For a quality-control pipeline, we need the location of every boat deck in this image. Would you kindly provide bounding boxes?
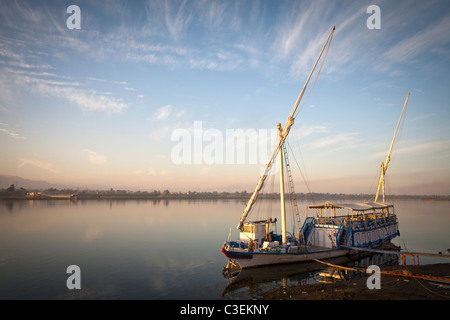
[227,244,335,254]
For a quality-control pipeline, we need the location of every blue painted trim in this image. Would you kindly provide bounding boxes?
[348,222,399,248]
[225,246,345,257]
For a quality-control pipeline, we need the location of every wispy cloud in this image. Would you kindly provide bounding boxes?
[133,168,168,176]
[270,0,450,78]
[88,77,128,86]
[2,0,448,80]
[0,32,128,114]
[384,16,450,63]
[5,69,128,114]
[155,105,174,121]
[163,0,193,40]
[310,132,360,150]
[149,105,188,140]
[0,123,26,139]
[17,158,60,174]
[293,125,330,140]
[408,113,437,122]
[37,81,128,114]
[271,0,364,77]
[92,1,266,71]
[371,140,450,159]
[84,149,107,165]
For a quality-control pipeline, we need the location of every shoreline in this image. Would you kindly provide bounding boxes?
[259,263,450,300]
[1,193,449,201]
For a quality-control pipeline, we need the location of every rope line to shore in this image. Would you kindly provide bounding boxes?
[312,258,450,284]
[312,258,450,300]
[410,275,450,299]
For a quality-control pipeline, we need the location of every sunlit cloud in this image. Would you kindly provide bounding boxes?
[31,77,128,114]
[371,140,450,159]
[17,158,60,174]
[292,125,330,140]
[3,62,128,114]
[149,104,191,140]
[155,105,173,121]
[309,132,360,149]
[84,149,107,165]
[0,124,26,140]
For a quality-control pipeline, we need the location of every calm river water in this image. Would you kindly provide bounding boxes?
[0,198,448,299]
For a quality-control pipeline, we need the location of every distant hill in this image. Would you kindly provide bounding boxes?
[0,175,110,191]
[0,175,63,190]
[1,175,448,200]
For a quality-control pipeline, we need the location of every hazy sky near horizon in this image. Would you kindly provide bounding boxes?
[0,0,449,195]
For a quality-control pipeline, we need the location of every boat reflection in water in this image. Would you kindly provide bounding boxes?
[221,250,399,299]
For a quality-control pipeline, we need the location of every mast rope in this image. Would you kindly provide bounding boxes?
[282,143,301,239]
[267,165,275,221]
[252,159,275,222]
[389,99,408,173]
[387,96,408,204]
[366,169,381,202]
[293,30,334,120]
[286,138,316,204]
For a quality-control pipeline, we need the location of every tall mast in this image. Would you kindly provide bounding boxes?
[237,26,335,231]
[278,125,287,244]
[375,92,410,203]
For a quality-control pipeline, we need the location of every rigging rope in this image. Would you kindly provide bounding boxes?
[389,100,408,177]
[282,143,301,238]
[366,168,381,202]
[293,30,334,120]
[286,138,316,204]
[253,159,275,222]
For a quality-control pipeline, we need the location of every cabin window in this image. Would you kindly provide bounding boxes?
[243,225,254,233]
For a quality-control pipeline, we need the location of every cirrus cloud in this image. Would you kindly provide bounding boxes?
[83,149,107,165]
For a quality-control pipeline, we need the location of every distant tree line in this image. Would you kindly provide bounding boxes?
[0,184,448,200]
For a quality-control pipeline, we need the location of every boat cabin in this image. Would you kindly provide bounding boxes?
[301,201,398,248]
[239,218,277,247]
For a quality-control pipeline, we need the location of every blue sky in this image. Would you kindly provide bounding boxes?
[0,0,449,195]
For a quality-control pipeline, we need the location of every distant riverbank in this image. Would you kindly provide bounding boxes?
[1,190,449,201]
[2,178,449,201]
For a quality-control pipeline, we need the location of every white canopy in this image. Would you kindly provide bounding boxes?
[308,201,393,211]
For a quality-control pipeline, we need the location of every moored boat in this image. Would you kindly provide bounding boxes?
[222,201,399,269]
[221,26,409,269]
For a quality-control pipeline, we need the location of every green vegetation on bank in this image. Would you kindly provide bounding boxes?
[0,184,448,201]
